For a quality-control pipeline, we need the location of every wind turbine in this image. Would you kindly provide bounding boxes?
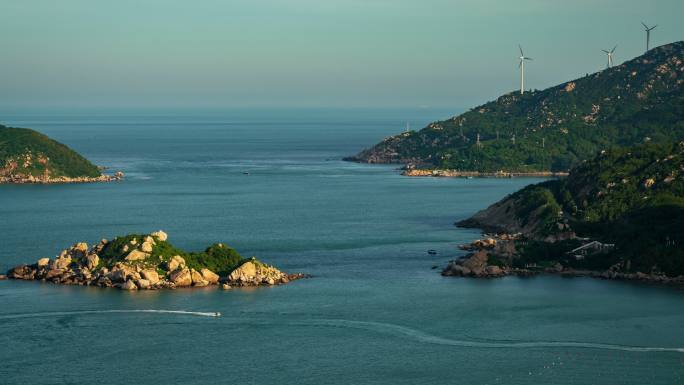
[642,22,657,52]
[602,45,617,68]
[518,45,533,95]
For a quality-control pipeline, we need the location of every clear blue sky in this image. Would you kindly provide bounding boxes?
[1,0,682,109]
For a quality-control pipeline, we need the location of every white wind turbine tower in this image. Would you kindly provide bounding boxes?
[642,22,657,52]
[518,45,533,95]
[602,45,617,69]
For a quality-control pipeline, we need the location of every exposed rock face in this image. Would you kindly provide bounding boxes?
[167,255,185,272]
[442,250,507,278]
[200,268,220,284]
[190,269,208,287]
[170,268,193,287]
[141,241,154,253]
[36,258,50,267]
[228,261,257,282]
[85,254,99,270]
[52,256,72,270]
[225,260,302,287]
[120,280,138,290]
[151,230,168,242]
[8,265,35,280]
[140,270,160,284]
[125,250,149,261]
[72,243,89,258]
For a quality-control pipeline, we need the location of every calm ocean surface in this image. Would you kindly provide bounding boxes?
[1,109,683,384]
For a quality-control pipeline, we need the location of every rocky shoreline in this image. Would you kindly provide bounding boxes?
[5,231,307,290]
[442,239,684,287]
[0,171,124,184]
[403,169,568,178]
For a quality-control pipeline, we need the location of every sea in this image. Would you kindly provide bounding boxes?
[1,108,683,384]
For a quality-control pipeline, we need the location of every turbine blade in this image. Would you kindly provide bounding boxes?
[519,45,524,56]
[525,57,533,61]
[602,49,609,53]
[652,25,658,30]
[611,45,617,53]
[642,21,648,29]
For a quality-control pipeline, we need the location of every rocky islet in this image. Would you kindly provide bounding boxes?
[6,230,306,290]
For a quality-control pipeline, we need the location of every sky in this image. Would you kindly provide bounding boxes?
[0,0,683,110]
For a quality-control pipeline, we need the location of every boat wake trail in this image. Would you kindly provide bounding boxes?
[291,318,684,354]
[0,309,220,319]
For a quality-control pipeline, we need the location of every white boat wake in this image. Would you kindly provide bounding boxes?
[303,319,684,353]
[1,311,681,354]
[0,309,221,319]
[221,317,684,354]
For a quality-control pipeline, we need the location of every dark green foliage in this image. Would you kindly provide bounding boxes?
[186,244,244,276]
[487,254,508,268]
[492,142,684,276]
[515,239,620,271]
[0,125,101,178]
[352,42,684,172]
[598,205,684,276]
[99,234,247,275]
[513,184,562,234]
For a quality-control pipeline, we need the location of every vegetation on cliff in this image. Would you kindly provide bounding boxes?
[458,142,684,277]
[0,124,102,181]
[348,41,684,172]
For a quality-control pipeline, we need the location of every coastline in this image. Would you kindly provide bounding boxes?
[443,258,684,286]
[0,171,124,184]
[403,169,569,178]
[443,237,684,287]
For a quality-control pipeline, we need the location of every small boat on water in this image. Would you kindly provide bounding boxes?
[242,172,250,175]
[427,249,437,255]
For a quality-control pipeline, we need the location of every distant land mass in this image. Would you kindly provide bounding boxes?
[448,141,684,282]
[346,41,684,173]
[0,124,122,183]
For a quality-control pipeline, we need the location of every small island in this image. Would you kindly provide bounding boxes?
[0,124,123,184]
[444,141,684,285]
[5,230,306,290]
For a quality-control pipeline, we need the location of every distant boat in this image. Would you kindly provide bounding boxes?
[427,249,437,255]
[242,172,250,175]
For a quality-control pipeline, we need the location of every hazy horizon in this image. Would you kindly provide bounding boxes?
[1,0,683,110]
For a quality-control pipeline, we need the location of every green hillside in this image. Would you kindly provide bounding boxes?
[460,142,684,276]
[0,125,101,179]
[347,41,684,172]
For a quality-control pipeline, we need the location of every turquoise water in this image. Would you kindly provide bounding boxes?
[1,109,684,384]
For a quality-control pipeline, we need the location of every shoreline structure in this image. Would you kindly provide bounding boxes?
[403,169,568,178]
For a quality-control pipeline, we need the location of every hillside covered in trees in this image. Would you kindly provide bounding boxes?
[347,41,684,172]
[0,124,107,182]
[459,142,684,277]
